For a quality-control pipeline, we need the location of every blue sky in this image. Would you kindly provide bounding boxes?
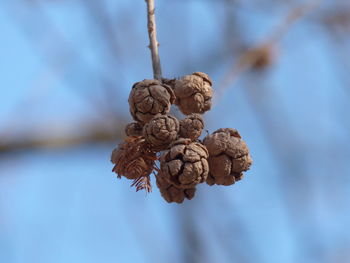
[0,1,349,263]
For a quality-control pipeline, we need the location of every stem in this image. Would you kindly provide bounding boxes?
[215,0,321,103]
[145,0,162,80]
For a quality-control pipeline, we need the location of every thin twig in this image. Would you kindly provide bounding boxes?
[266,0,322,45]
[0,123,126,153]
[145,0,162,80]
[5,1,122,120]
[215,0,322,102]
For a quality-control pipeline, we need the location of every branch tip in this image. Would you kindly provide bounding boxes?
[145,0,162,80]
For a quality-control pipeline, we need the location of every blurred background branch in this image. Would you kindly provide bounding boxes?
[216,0,322,101]
[1,0,350,263]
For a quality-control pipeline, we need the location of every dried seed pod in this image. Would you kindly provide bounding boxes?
[179,114,204,141]
[143,114,180,150]
[246,45,274,70]
[111,136,157,181]
[174,72,213,115]
[125,122,143,137]
[203,128,252,186]
[160,138,209,189]
[156,172,196,203]
[162,78,177,90]
[128,79,175,124]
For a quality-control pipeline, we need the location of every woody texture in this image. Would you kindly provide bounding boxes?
[203,128,252,186]
[159,138,209,189]
[173,72,213,115]
[110,0,252,203]
[179,114,204,141]
[128,79,175,124]
[143,114,179,151]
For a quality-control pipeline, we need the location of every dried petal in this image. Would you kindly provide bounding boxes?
[111,136,157,191]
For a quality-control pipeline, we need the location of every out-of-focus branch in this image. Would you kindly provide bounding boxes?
[146,0,162,80]
[320,9,350,37]
[0,125,126,154]
[6,1,122,120]
[0,1,128,153]
[79,0,129,123]
[81,0,122,62]
[266,0,321,44]
[215,0,321,102]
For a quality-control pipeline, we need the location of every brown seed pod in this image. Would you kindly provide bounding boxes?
[161,78,177,90]
[203,128,252,186]
[206,170,244,186]
[111,136,157,182]
[128,79,175,124]
[173,72,213,115]
[244,45,274,70]
[156,172,196,203]
[125,122,143,137]
[179,114,204,141]
[160,138,209,189]
[143,114,180,151]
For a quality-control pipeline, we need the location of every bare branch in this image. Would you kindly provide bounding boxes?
[145,0,162,80]
[266,0,322,45]
[0,124,126,153]
[215,0,322,102]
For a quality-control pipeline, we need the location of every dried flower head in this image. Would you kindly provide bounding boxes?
[156,172,196,203]
[179,114,204,141]
[125,122,143,137]
[128,79,175,124]
[203,128,252,186]
[111,136,157,192]
[143,114,180,151]
[160,138,209,189]
[174,72,213,115]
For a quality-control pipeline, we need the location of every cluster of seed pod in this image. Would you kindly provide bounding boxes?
[111,72,252,203]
